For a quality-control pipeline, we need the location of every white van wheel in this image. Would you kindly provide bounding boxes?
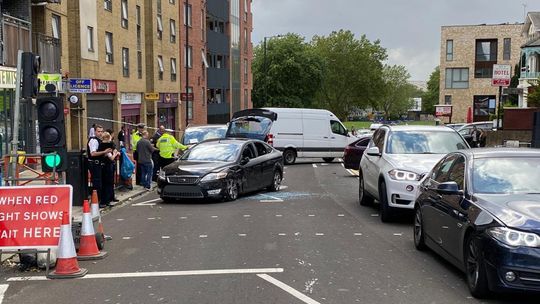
[283,149,296,165]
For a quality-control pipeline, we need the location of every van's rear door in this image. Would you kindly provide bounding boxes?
[226,109,277,141]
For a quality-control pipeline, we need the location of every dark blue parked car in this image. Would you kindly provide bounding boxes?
[414,148,540,298]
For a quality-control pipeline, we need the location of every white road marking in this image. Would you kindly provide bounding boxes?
[147,217,156,220]
[199,235,208,238]
[337,214,345,217]
[341,163,345,167]
[312,164,317,168]
[243,214,251,217]
[338,158,343,162]
[279,185,288,190]
[8,268,285,282]
[161,236,170,239]
[211,215,218,218]
[315,233,324,236]
[278,233,287,236]
[257,274,321,304]
[346,169,358,177]
[275,214,283,217]
[180,216,188,219]
[259,193,284,203]
[116,218,124,221]
[393,233,403,236]
[354,233,363,236]
[320,163,328,166]
[133,198,161,206]
[238,234,246,237]
[371,214,379,217]
[0,284,8,304]
[308,214,315,217]
[122,236,132,240]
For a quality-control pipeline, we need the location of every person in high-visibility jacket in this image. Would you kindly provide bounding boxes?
[156,128,187,169]
[131,123,145,185]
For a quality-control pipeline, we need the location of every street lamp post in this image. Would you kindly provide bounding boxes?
[263,35,282,104]
[185,0,190,127]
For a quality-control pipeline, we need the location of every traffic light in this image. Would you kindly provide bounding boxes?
[37,97,68,172]
[21,52,41,98]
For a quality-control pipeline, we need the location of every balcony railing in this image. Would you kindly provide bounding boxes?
[207,102,230,124]
[33,33,61,73]
[1,15,31,67]
[520,71,540,79]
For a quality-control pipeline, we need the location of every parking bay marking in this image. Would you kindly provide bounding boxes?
[132,198,161,206]
[257,274,321,304]
[7,268,285,282]
[0,284,8,304]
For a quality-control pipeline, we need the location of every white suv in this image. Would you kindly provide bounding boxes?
[358,125,469,222]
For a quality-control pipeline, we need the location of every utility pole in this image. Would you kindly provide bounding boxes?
[185,0,190,127]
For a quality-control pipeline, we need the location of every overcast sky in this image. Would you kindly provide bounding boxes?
[252,0,540,81]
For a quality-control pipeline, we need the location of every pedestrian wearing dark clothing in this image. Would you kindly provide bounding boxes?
[87,125,111,205]
[150,125,165,181]
[471,126,481,147]
[118,126,126,148]
[99,132,120,207]
[136,131,156,190]
[131,123,145,185]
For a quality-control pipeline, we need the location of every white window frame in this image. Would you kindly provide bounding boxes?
[184,45,192,68]
[52,14,60,39]
[105,32,113,63]
[171,58,177,81]
[122,47,129,77]
[104,0,112,11]
[157,15,163,39]
[157,55,164,80]
[184,3,192,26]
[170,19,176,43]
[201,50,209,68]
[121,0,128,28]
[87,26,94,52]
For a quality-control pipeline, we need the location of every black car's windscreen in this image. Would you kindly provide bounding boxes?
[181,143,241,162]
[473,157,540,194]
[386,131,468,154]
[182,127,227,145]
[226,116,273,141]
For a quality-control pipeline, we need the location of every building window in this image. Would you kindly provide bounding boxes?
[122,48,129,77]
[475,39,497,78]
[157,56,164,80]
[157,15,163,39]
[105,32,113,63]
[503,38,511,61]
[243,58,248,83]
[170,0,175,4]
[157,0,162,14]
[137,51,142,79]
[444,95,452,105]
[244,28,248,53]
[445,68,469,89]
[187,87,193,119]
[121,0,128,28]
[87,26,94,52]
[52,14,60,39]
[244,0,248,21]
[473,95,496,117]
[184,3,192,26]
[185,45,192,68]
[170,19,176,43]
[104,0,112,11]
[244,89,248,108]
[201,9,205,41]
[136,5,141,50]
[446,39,453,61]
[170,58,177,81]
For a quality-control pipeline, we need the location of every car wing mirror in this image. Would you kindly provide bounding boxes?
[240,157,250,165]
[436,181,464,196]
[366,146,381,156]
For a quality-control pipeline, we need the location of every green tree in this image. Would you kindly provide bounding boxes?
[376,65,415,119]
[252,33,323,108]
[311,30,387,120]
[527,77,540,107]
[422,66,440,114]
[507,64,520,105]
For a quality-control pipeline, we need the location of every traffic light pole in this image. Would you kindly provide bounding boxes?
[9,50,23,184]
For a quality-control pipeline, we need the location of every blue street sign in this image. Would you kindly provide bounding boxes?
[68,78,92,93]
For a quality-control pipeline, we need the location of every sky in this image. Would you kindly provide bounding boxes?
[252,0,540,81]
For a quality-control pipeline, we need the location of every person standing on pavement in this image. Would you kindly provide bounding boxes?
[136,131,156,190]
[131,123,145,185]
[156,128,187,169]
[87,125,111,204]
[118,126,126,148]
[471,126,481,147]
[150,125,165,181]
[98,132,120,207]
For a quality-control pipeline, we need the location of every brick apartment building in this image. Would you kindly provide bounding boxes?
[440,23,524,123]
[0,0,253,153]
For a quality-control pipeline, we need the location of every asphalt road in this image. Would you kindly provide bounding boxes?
[1,159,538,304]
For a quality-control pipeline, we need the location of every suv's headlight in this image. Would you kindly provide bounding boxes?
[200,172,228,182]
[158,169,166,180]
[487,227,540,247]
[388,169,421,181]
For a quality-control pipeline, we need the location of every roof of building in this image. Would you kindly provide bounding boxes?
[523,12,540,35]
[408,81,427,91]
[522,36,540,47]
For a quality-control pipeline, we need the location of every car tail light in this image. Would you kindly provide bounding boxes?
[344,146,351,157]
[266,133,274,146]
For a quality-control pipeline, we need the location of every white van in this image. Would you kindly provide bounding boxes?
[226,108,354,164]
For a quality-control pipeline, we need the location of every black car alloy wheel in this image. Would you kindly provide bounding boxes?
[414,207,426,250]
[268,170,282,192]
[283,149,296,165]
[358,170,374,206]
[225,179,239,201]
[465,235,489,298]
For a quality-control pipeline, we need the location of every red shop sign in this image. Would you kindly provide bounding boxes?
[92,79,117,94]
[0,185,72,249]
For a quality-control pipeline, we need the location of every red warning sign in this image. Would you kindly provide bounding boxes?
[0,185,72,249]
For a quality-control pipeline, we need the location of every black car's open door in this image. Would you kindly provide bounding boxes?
[226,109,278,141]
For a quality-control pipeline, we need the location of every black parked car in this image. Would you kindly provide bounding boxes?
[414,148,540,298]
[157,138,283,202]
[343,134,371,169]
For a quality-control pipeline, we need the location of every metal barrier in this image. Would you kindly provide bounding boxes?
[2,154,59,186]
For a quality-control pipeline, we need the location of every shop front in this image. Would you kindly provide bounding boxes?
[121,92,142,150]
[87,79,117,132]
[0,66,21,158]
[157,93,178,130]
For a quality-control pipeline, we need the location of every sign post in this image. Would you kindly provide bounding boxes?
[492,64,511,130]
[435,105,453,124]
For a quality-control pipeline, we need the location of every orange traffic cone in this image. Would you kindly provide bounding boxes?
[77,200,107,260]
[91,190,99,206]
[47,211,88,279]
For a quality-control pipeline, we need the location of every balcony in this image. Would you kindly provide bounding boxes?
[207,30,230,54]
[207,67,230,89]
[1,15,31,67]
[33,33,61,73]
[206,0,229,21]
[520,71,540,79]
[207,102,230,124]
